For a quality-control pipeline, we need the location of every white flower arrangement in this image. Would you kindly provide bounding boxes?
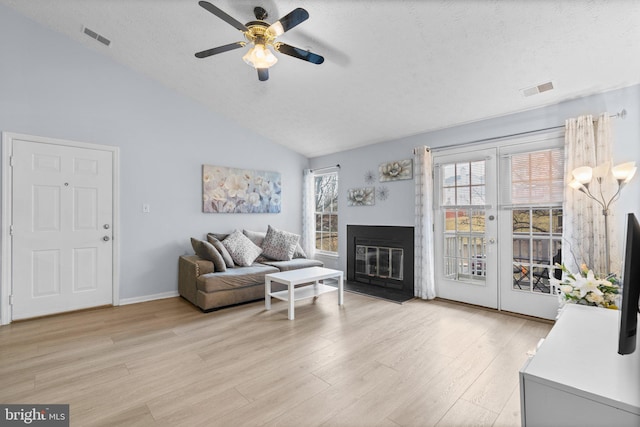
[551,263,620,310]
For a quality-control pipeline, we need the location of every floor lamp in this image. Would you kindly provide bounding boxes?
[568,161,637,274]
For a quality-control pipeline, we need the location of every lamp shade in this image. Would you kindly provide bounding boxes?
[568,179,584,190]
[623,167,637,184]
[612,162,637,181]
[242,44,278,69]
[572,166,593,184]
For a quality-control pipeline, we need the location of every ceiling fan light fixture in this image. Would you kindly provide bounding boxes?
[267,22,285,37]
[242,43,278,69]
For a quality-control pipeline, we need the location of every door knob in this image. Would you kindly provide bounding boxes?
[489,238,496,244]
[104,224,110,229]
[103,236,110,242]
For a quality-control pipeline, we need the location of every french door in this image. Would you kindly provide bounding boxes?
[498,139,564,319]
[433,134,564,319]
[434,148,498,309]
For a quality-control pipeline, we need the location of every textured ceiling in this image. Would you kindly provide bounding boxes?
[2,0,640,157]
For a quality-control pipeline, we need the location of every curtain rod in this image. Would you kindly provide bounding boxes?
[311,164,340,173]
[432,109,626,152]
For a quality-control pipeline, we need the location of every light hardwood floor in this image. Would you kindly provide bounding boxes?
[0,293,553,426]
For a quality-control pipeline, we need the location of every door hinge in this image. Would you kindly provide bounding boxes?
[9,294,14,306]
[10,225,14,235]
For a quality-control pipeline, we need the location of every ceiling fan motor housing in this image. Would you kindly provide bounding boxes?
[244,21,276,46]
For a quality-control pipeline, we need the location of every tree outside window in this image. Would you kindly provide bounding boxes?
[314,172,338,253]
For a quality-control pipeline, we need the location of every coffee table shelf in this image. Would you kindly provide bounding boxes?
[268,283,337,302]
[265,267,344,320]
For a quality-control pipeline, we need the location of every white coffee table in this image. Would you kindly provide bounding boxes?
[265,267,344,320]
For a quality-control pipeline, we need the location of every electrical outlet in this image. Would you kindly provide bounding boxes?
[142,203,150,213]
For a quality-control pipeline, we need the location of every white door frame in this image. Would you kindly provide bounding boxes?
[1,132,120,325]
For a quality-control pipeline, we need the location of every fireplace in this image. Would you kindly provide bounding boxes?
[347,225,414,300]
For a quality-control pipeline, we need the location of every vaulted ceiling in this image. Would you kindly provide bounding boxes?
[2,0,640,157]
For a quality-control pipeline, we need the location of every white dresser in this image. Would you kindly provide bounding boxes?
[519,304,640,427]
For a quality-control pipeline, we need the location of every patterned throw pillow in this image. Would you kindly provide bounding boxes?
[206,235,235,268]
[262,225,300,261]
[221,230,263,266]
[190,238,226,272]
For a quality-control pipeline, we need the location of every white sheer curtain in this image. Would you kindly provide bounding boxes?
[302,169,316,259]
[414,146,436,299]
[563,113,619,276]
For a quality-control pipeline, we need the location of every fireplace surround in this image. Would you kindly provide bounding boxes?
[346,225,414,301]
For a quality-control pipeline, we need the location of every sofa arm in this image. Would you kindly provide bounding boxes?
[178,255,214,306]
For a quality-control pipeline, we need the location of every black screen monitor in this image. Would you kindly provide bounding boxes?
[618,212,640,355]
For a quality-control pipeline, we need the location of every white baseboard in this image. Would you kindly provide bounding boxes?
[118,290,179,306]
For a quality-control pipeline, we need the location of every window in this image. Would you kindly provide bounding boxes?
[314,172,338,253]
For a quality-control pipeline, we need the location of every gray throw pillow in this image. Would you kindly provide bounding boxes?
[293,242,307,259]
[262,225,300,261]
[243,229,266,247]
[191,237,226,272]
[221,230,263,267]
[206,235,235,268]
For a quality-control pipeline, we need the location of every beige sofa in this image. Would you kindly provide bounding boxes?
[179,229,323,312]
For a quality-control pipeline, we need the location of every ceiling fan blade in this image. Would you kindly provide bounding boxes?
[195,42,245,58]
[198,1,248,32]
[257,68,269,81]
[275,43,324,65]
[267,8,309,36]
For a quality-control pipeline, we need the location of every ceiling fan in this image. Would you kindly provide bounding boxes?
[195,1,324,81]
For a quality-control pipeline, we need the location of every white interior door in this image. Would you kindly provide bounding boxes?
[10,138,114,320]
[434,148,498,309]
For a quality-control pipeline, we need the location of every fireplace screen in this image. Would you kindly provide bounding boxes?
[355,245,404,280]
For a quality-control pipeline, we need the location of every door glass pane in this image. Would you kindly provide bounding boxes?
[456,209,471,232]
[445,209,457,232]
[552,209,562,233]
[532,209,550,233]
[456,188,470,205]
[513,209,531,233]
[471,161,485,185]
[471,185,485,205]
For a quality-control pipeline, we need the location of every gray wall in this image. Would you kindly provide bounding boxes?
[0,4,308,301]
[311,85,640,273]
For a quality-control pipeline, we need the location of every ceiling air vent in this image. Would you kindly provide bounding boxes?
[82,26,111,47]
[522,81,554,97]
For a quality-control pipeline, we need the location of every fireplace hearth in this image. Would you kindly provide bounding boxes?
[347,225,414,302]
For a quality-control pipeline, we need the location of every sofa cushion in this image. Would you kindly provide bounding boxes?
[260,258,324,271]
[222,230,263,267]
[206,235,235,268]
[197,264,279,293]
[262,225,299,261]
[190,238,226,272]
